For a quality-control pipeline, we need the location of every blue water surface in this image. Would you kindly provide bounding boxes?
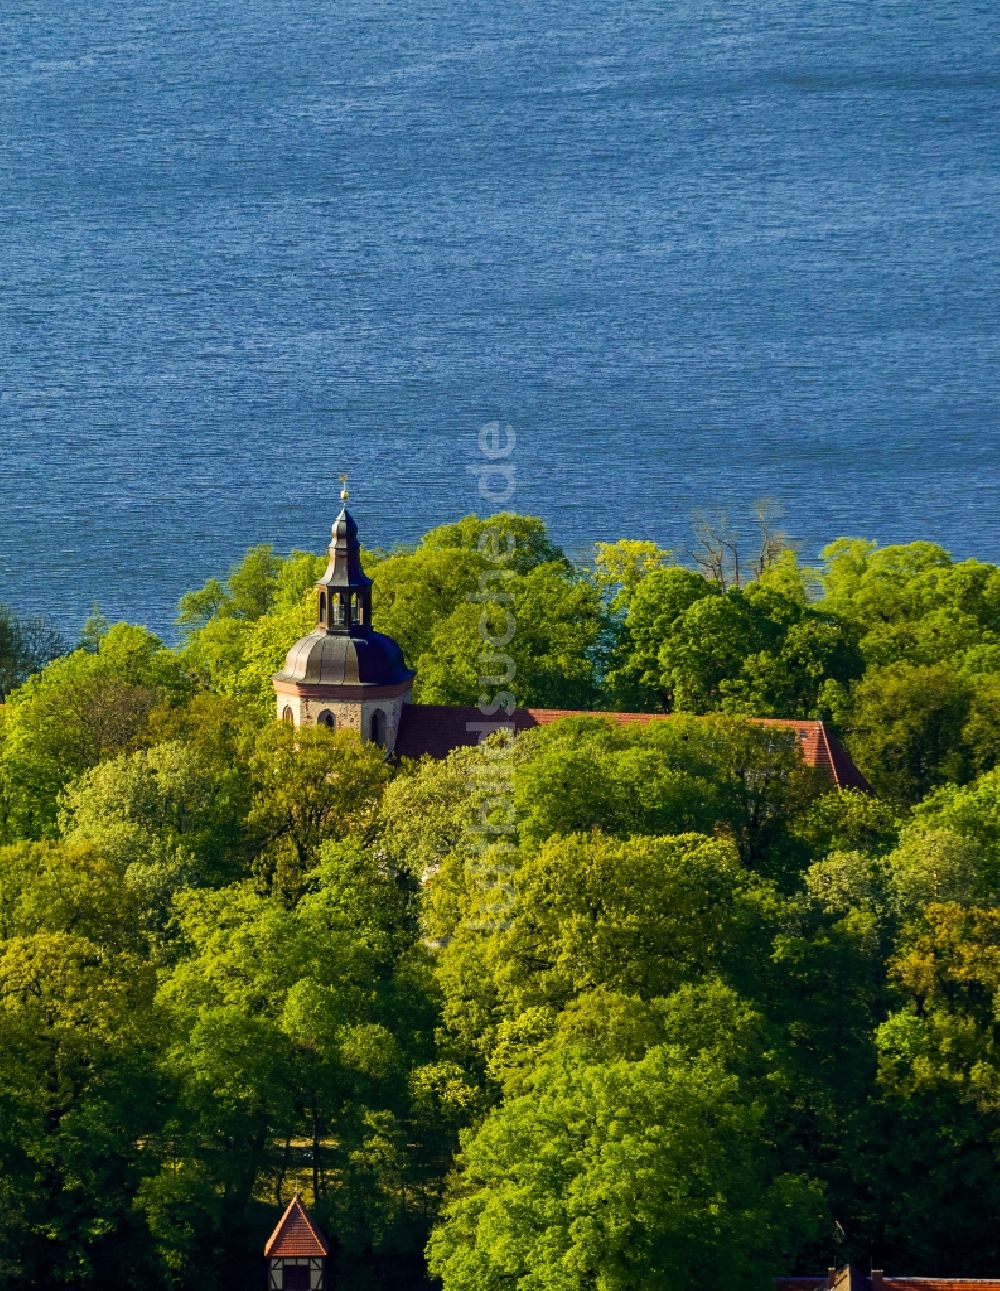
[1,0,998,639]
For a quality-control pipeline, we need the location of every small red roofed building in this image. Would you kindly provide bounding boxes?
[777,1266,1000,1290]
[264,1193,329,1290]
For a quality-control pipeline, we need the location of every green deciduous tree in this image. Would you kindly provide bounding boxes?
[59,739,252,914]
[428,990,824,1290]
[246,723,392,897]
[0,930,160,1288]
[870,899,1000,1271]
[844,661,975,805]
[150,837,438,1286]
[0,625,191,840]
[420,514,567,577]
[413,563,604,710]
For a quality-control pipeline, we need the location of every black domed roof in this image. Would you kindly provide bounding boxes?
[276,628,414,688]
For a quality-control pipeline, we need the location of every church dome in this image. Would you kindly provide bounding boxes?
[276,628,413,687]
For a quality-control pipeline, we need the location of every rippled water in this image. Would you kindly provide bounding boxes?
[1,0,998,639]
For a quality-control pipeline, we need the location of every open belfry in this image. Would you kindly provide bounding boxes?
[272,480,414,752]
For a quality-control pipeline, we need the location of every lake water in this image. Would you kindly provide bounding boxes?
[1,0,998,640]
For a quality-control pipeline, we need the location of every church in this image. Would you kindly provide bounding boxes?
[272,493,870,792]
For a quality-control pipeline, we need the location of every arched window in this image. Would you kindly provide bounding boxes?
[319,591,327,624]
[318,710,336,729]
[334,593,346,626]
[369,708,386,748]
[282,705,294,725]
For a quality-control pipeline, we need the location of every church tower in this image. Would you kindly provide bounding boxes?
[272,483,414,751]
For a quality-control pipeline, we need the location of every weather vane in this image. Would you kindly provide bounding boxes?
[339,473,350,503]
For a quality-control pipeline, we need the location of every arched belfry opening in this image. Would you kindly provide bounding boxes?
[272,479,414,752]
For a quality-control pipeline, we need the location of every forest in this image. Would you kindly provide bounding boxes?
[0,512,999,1289]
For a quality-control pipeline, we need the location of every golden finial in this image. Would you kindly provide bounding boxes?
[339,473,350,503]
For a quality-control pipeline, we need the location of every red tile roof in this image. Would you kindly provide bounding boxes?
[264,1193,329,1258]
[776,1279,1000,1290]
[394,705,871,792]
[884,1283,1000,1289]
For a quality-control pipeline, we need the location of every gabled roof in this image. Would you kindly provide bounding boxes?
[882,1283,1000,1289]
[393,705,871,792]
[264,1194,330,1258]
[776,1279,1000,1290]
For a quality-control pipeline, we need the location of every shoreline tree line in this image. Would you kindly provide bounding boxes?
[0,513,998,1288]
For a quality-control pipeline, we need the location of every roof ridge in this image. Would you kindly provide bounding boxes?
[393,704,869,791]
[263,1192,330,1258]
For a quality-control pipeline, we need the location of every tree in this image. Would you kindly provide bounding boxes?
[912,769,1000,866]
[689,500,792,592]
[420,513,567,576]
[844,661,974,804]
[379,743,508,882]
[508,715,821,881]
[590,539,672,615]
[0,929,160,1288]
[59,740,252,911]
[426,824,777,1070]
[0,605,65,701]
[791,788,900,860]
[869,901,1000,1271]
[509,716,726,850]
[176,547,327,721]
[605,561,860,720]
[176,544,285,632]
[603,567,715,711]
[178,595,315,725]
[406,563,605,711]
[0,838,145,952]
[372,546,488,676]
[150,837,438,1286]
[428,991,824,1290]
[817,540,1000,669]
[962,670,1000,776]
[886,825,993,917]
[246,723,392,895]
[0,625,191,840]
